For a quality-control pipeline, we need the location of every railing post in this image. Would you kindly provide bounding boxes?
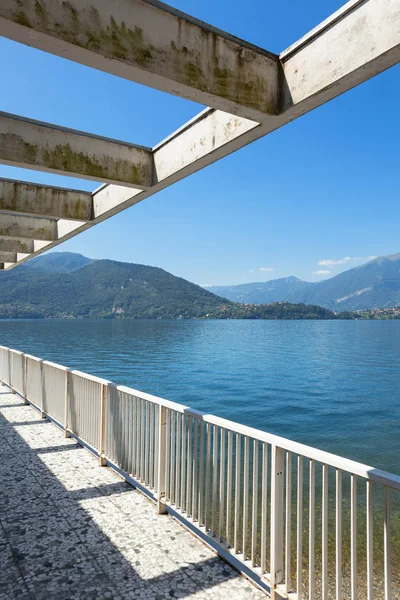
[99,383,107,466]
[64,369,71,437]
[157,405,168,514]
[39,359,46,419]
[270,445,285,597]
[23,354,29,404]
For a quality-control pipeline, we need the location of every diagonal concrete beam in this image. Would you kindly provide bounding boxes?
[0,112,153,189]
[0,0,280,123]
[0,178,93,221]
[0,214,58,241]
[280,0,400,112]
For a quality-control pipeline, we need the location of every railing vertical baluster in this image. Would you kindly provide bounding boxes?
[198,419,205,526]
[297,455,303,600]
[149,403,154,488]
[212,425,218,536]
[99,382,107,466]
[165,408,171,501]
[322,463,328,600]
[261,442,268,575]
[157,404,167,514]
[140,398,146,483]
[351,474,357,600]
[135,397,140,478]
[23,354,29,405]
[219,428,226,541]
[170,411,176,505]
[285,451,292,594]
[121,392,127,471]
[270,445,284,597]
[40,359,46,419]
[243,436,250,560]
[64,368,71,438]
[234,433,241,554]
[384,486,392,600]
[128,395,133,477]
[187,415,193,516]
[145,401,150,484]
[192,417,198,522]
[175,412,181,508]
[154,404,159,491]
[251,439,259,567]
[226,430,233,546]
[366,480,373,600]
[336,468,342,600]
[205,423,211,533]
[181,413,187,511]
[309,459,315,600]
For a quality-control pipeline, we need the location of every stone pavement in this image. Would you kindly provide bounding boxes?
[0,386,265,600]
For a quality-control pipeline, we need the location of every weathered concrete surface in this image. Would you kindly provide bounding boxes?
[0,112,153,188]
[0,236,34,253]
[0,251,17,262]
[0,213,57,241]
[0,0,280,122]
[280,0,400,110]
[0,388,265,600]
[0,178,93,221]
[153,109,259,184]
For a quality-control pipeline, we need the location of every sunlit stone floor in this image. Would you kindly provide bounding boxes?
[0,386,264,600]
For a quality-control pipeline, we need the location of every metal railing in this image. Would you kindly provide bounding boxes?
[0,344,399,599]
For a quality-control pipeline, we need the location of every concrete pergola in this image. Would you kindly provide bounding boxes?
[0,0,399,269]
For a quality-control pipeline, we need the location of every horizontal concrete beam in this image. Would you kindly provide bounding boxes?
[0,236,34,253]
[0,0,280,122]
[0,112,153,188]
[0,178,93,221]
[0,251,17,262]
[0,214,58,241]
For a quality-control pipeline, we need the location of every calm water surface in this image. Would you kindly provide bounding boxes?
[1,319,399,474]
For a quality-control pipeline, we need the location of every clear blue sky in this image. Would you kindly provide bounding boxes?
[1,0,399,286]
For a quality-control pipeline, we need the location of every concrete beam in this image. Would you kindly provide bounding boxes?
[0,178,93,221]
[280,0,400,112]
[0,236,34,253]
[0,178,92,220]
[0,0,280,122]
[0,214,58,240]
[0,251,17,262]
[0,112,153,188]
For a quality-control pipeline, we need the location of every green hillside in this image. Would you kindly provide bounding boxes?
[0,254,337,320]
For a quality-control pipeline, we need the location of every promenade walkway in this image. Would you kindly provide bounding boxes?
[0,386,264,600]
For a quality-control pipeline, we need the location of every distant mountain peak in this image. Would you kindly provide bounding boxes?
[25,252,95,274]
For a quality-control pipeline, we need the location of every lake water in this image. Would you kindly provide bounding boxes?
[1,318,399,475]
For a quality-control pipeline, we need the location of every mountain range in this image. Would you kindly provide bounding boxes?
[208,253,400,310]
[0,253,334,320]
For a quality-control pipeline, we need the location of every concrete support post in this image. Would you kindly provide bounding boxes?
[270,445,285,597]
[64,369,71,438]
[157,405,168,515]
[99,383,107,466]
